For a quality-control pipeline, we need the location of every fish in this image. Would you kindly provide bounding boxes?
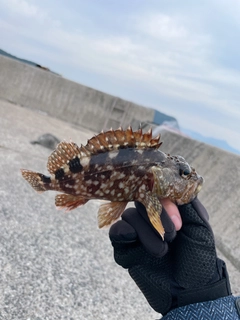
[21,127,203,240]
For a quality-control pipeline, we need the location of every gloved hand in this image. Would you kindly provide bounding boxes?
[109,198,232,316]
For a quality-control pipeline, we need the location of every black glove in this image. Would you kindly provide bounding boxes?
[109,198,232,315]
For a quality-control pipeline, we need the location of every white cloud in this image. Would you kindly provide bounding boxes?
[2,0,44,18]
[0,0,60,26]
[136,13,188,41]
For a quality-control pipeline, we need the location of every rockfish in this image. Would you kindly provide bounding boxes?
[21,127,203,239]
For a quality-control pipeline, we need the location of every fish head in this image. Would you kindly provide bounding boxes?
[152,155,203,205]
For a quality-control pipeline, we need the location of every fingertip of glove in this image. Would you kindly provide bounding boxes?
[109,220,137,243]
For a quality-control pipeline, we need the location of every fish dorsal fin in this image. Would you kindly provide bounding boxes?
[47,141,83,174]
[86,127,162,154]
[47,127,162,174]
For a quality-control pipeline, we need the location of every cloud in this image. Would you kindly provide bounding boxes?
[0,0,60,27]
[135,13,188,41]
[2,0,45,18]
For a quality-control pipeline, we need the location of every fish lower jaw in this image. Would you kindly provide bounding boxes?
[196,183,202,193]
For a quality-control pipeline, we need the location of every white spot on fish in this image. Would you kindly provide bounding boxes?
[111,171,118,178]
[124,187,129,194]
[86,193,93,197]
[93,181,99,186]
[119,182,124,189]
[140,193,145,199]
[109,151,119,159]
[81,157,90,167]
[111,190,115,196]
[129,175,136,181]
[137,149,144,154]
[118,172,126,179]
[109,181,114,187]
[63,165,70,173]
[139,184,146,191]
[107,165,113,170]
[117,193,122,197]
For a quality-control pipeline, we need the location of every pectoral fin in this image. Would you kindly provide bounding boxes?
[55,194,88,211]
[140,192,165,240]
[98,201,128,228]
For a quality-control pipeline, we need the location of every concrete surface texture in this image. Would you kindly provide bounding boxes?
[0,99,240,320]
[0,100,160,320]
[0,55,155,133]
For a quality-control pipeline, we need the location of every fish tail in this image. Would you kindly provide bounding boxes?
[21,169,52,193]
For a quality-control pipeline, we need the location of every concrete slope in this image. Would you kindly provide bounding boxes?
[0,100,239,320]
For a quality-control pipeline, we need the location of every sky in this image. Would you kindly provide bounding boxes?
[1,0,240,153]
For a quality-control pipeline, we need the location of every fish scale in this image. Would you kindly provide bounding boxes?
[21,127,203,240]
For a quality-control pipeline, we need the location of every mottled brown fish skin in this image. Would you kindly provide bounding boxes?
[21,127,203,240]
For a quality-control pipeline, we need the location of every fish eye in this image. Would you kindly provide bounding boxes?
[179,165,191,178]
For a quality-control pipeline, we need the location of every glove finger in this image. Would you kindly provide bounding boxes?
[121,207,169,257]
[109,219,149,269]
[109,220,137,244]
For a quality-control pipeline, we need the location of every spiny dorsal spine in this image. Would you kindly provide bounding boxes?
[46,127,162,175]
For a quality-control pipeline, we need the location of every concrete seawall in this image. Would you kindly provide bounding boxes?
[0,55,156,132]
[160,131,240,272]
